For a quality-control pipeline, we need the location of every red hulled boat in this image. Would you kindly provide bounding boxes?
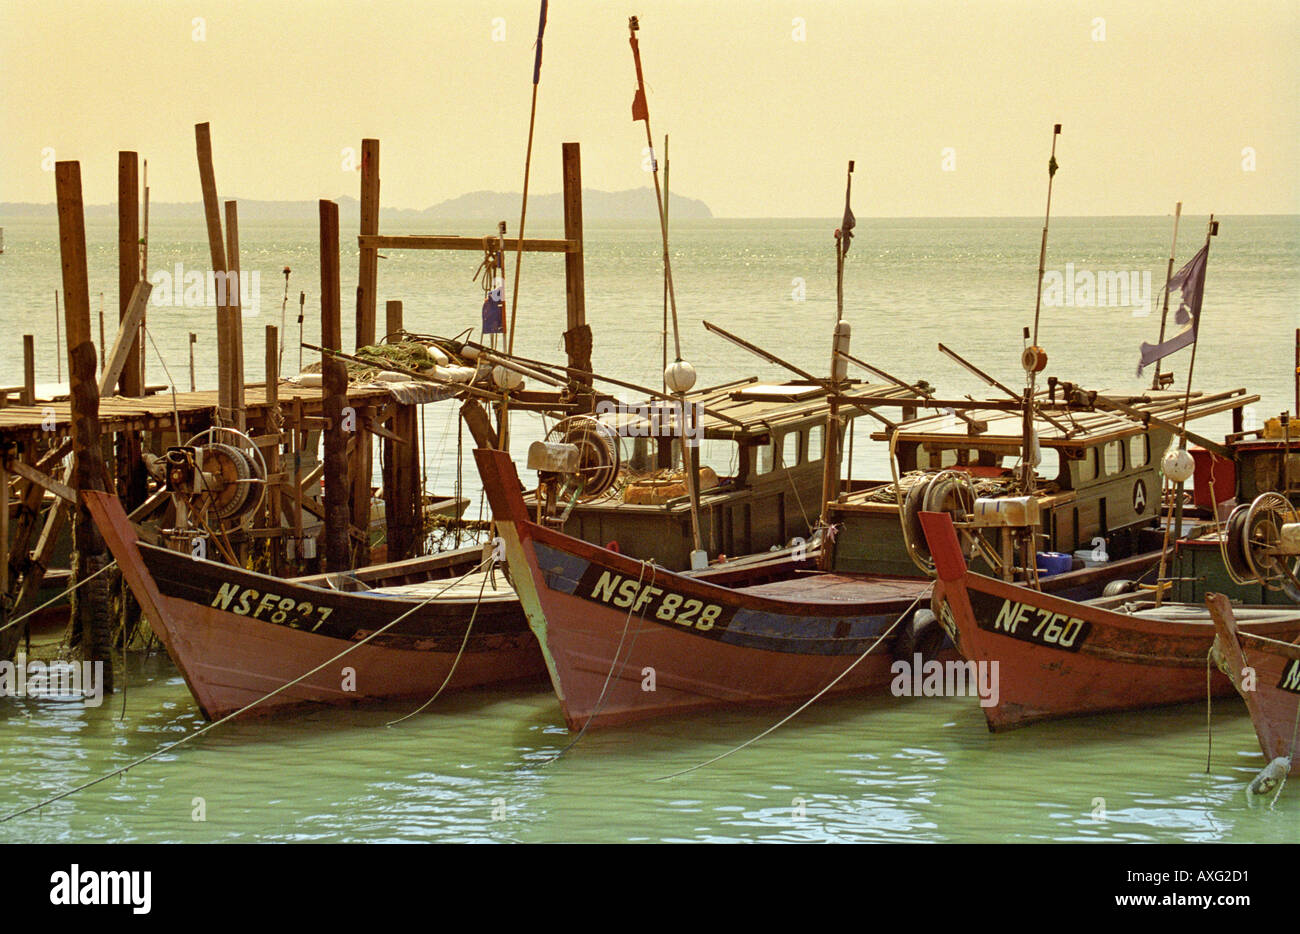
[84,491,546,720]
[474,447,1163,731]
[919,510,1300,731]
[1208,593,1300,774]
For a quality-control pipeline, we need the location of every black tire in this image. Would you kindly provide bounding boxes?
[894,609,945,662]
[903,477,932,566]
[1223,504,1253,583]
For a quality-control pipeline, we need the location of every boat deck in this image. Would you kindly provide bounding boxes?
[367,569,518,603]
[737,572,930,604]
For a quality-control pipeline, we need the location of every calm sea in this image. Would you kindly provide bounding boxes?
[0,214,1296,842]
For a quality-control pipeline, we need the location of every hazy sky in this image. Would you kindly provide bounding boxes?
[3,0,1297,216]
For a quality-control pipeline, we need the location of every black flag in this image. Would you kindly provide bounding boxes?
[839,170,855,255]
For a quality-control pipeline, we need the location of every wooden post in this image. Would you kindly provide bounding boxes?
[224,200,245,428]
[189,332,197,391]
[22,335,35,405]
[383,404,420,561]
[350,287,373,554]
[320,200,350,571]
[117,152,142,397]
[265,324,282,575]
[357,139,380,351]
[561,142,591,396]
[386,300,403,340]
[194,123,231,421]
[55,161,112,691]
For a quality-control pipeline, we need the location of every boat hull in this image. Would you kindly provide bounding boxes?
[1208,594,1300,774]
[84,491,546,720]
[474,448,1154,731]
[920,510,1300,731]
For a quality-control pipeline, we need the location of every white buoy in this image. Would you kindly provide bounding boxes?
[665,359,696,395]
[1162,446,1195,483]
[492,364,525,391]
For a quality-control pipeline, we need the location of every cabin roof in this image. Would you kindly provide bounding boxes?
[599,378,924,441]
[868,386,1258,449]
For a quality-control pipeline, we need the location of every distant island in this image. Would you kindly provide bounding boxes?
[0,188,713,222]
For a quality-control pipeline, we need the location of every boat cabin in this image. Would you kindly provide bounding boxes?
[530,377,921,570]
[826,385,1257,578]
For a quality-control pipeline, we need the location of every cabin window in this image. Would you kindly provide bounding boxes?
[1077,447,1098,483]
[807,425,824,462]
[788,430,804,466]
[1129,433,1149,468]
[697,439,739,480]
[1103,440,1125,475]
[1035,446,1060,479]
[756,438,781,475]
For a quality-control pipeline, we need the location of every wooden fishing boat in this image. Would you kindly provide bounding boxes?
[1207,593,1300,775]
[918,509,1300,731]
[473,446,1166,730]
[84,490,546,720]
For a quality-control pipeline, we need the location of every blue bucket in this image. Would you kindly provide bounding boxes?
[1036,552,1073,576]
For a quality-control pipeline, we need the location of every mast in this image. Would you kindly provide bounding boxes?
[818,160,854,536]
[629,15,704,564]
[1151,202,1183,390]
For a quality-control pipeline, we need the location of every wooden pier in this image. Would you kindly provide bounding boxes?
[0,131,593,689]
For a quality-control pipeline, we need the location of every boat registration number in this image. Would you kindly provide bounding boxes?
[209,582,335,630]
[574,568,733,632]
[976,596,1090,652]
[1279,660,1300,695]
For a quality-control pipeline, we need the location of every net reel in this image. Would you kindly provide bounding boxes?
[900,469,979,575]
[528,415,621,524]
[1222,491,1300,602]
[147,426,268,548]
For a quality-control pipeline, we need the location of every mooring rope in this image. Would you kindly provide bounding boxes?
[654,591,925,782]
[0,555,494,823]
[385,565,493,726]
[0,558,119,636]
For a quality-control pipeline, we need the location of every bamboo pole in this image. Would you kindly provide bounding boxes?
[118,152,142,396]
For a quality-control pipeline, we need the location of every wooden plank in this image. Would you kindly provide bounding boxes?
[358,234,579,253]
[99,279,153,395]
[357,139,380,350]
[7,459,76,503]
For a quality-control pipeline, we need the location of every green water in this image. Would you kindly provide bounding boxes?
[1,215,1297,842]
[0,654,1294,843]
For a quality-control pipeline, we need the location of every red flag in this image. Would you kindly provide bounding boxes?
[632,88,648,122]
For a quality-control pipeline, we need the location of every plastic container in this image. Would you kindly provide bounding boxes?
[1036,552,1073,576]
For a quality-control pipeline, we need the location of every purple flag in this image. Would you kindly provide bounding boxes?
[482,285,504,335]
[1137,243,1209,375]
